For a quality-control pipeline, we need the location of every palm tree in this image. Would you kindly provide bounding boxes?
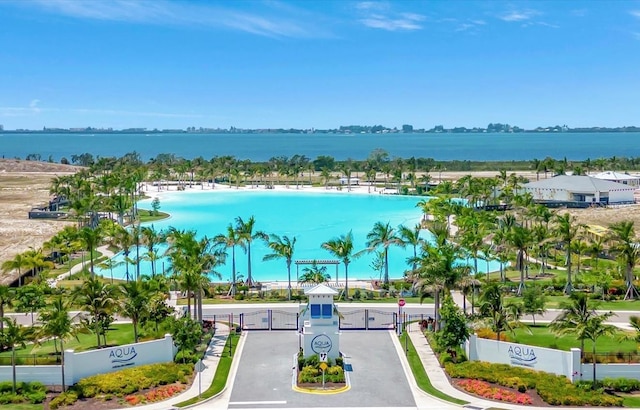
[410,234,469,331]
[263,234,297,300]
[608,221,640,300]
[322,231,357,300]
[73,277,119,348]
[37,295,84,391]
[78,225,103,277]
[112,225,134,282]
[141,225,164,277]
[2,318,32,393]
[554,213,581,294]
[398,223,423,275]
[507,225,532,296]
[235,216,267,287]
[478,282,523,341]
[299,262,330,284]
[366,221,402,285]
[0,285,15,334]
[549,292,596,356]
[119,280,148,343]
[583,314,618,386]
[1,253,28,286]
[214,224,241,296]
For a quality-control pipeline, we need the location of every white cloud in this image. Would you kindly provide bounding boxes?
[499,9,540,22]
[23,0,325,38]
[631,10,640,19]
[357,3,425,31]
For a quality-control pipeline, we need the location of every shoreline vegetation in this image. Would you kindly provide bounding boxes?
[4,123,640,134]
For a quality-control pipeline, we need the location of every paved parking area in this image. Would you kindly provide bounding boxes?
[228,330,416,409]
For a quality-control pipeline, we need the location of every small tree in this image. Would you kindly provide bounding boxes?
[171,317,203,362]
[151,197,161,216]
[522,285,547,325]
[1,318,33,393]
[436,295,470,355]
[584,313,618,386]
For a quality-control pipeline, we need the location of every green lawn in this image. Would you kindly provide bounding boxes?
[0,324,136,358]
[0,405,43,410]
[511,324,637,353]
[505,294,640,311]
[137,209,170,223]
[403,332,468,405]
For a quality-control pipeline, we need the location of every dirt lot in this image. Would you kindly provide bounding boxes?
[0,160,79,271]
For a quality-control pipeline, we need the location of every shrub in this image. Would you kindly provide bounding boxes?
[50,391,79,409]
[475,328,512,342]
[446,361,623,407]
[74,362,191,398]
[602,377,640,393]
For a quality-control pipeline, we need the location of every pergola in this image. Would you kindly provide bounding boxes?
[294,259,340,284]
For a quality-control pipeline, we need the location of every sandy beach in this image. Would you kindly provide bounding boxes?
[2,161,640,276]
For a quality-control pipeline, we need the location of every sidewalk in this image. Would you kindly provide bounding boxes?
[406,323,594,410]
[125,324,230,410]
[50,244,116,286]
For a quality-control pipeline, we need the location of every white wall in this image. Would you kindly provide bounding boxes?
[0,366,63,386]
[609,189,635,203]
[65,334,175,384]
[466,334,581,382]
[580,363,640,381]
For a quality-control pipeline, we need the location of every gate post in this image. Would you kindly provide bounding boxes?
[365,309,369,330]
[237,313,241,330]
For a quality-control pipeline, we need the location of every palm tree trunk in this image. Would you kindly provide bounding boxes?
[133,318,138,343]
[247,244,253,287]
[434,290,440,331]
[61,339,66,391]
[287,262,292,301]
[344,263,349,301]
[592,343,597,386]
[11,347,16,393]
[384,250,389,284]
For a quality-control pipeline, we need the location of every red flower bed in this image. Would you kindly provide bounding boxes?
[457,379,533,405]
[124,384,185,406]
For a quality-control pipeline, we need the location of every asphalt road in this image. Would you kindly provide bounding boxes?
[227,330,416,409]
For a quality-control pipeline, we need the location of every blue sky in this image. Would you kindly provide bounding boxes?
[1,0,640,130]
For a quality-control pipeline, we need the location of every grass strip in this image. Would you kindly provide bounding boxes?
[403,333,468,405]
[174,333,239,408]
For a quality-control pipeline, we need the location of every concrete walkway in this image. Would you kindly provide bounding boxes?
[126,324,231,410]
[50,244,116,286]
[405,322,593,410]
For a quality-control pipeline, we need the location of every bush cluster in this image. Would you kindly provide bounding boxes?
[0,381,46,405]
[601,378,640,393]
[50,391,78,409]
[50,362,192,408]
[446,361,623,407]
[474,327,512,342]
[299,365,345,383]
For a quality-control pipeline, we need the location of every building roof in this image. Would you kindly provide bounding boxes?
[592,171,640,181]
[523,175,635,192]
[305,283,339,295]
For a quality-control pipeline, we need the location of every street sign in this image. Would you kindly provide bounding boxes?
[195,359,206,373]
[398,298,406,307]
[319,362,328,371]
[319,352,328,362]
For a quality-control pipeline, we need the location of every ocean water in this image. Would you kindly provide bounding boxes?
[96,189,499,283]
[2,132,640,162]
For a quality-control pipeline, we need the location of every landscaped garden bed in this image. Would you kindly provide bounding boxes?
[46,362,192,409]
[296,354,346,391]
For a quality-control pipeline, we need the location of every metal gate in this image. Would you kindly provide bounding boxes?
[240,311,270,330]
[339,310,367,330]
[367,309,396,330]
[271,310,299,330]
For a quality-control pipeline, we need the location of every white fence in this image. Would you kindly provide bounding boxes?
[0,334,175,386]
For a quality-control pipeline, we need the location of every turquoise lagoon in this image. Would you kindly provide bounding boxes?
[97,189,499,283]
